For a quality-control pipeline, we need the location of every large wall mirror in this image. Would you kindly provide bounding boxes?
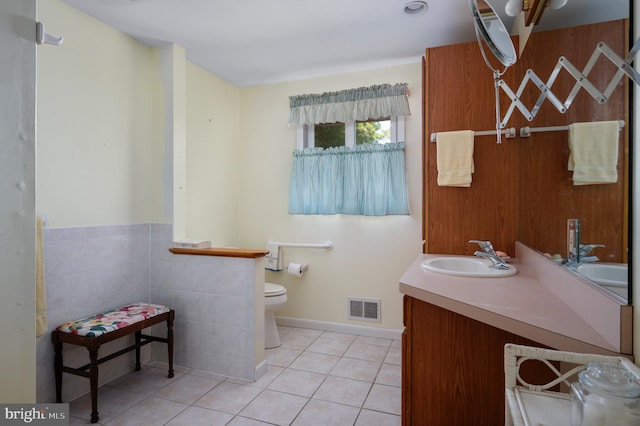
[489,0,631,302]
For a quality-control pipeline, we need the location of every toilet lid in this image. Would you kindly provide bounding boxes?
[265,282,286,297]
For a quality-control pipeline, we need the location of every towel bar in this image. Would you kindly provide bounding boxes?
[520,120,625,137]
[430,127,516,142]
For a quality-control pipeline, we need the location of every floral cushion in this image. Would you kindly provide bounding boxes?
[56,303,170,337]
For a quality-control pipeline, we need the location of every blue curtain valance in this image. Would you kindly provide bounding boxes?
[288,83,411,126]
[288,142,409,216]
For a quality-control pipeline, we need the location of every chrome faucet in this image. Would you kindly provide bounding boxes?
[577,244,605,264]
[469,240,509,270]
[563,244,605,268]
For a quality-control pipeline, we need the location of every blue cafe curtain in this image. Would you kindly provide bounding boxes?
[288,83,411,216]
[288,142,409,216]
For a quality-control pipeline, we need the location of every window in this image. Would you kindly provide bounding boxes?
[355,119,390,145]
[297,116,405,149]
[288,83,410,216]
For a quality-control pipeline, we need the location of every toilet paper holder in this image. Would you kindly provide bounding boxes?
[287,263,309,277]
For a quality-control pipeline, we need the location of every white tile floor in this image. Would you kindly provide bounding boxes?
[68,326,402,425]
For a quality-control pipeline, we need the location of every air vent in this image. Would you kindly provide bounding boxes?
[347,298,381,322]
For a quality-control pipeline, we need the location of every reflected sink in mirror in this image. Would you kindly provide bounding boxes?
[576,263,628,298]
[422,256,518,278]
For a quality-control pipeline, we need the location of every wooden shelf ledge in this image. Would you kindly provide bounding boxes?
[169,247,269,258]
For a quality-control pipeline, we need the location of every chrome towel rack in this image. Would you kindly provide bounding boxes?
[519,120,625,138]
[430,127,516,143]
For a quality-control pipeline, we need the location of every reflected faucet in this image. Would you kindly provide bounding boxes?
[567,219,581,264]
[564,243,605,268]
[577,244,605,264]
[565,218,605,268]
[469,240,509,270]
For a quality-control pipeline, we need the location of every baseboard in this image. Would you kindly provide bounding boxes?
[254,359,268,381]
[276,316,403,340]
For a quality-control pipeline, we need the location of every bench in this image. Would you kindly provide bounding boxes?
[51,303,175,423]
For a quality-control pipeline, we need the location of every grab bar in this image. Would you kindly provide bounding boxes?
[268,241,334,250]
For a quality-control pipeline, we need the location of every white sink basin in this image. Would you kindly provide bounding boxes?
[576,263,627,295]
[421,256,517,278]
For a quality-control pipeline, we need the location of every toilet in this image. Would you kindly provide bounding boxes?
[264,282,287,349]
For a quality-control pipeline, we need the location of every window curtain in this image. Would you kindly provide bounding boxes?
[288,83,411,216]
[289,83,410,125]
[289,142,409,216]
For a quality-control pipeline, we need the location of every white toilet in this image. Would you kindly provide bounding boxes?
[264,282,287,349]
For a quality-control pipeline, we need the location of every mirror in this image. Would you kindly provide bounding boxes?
[470,0,519,143]
[470,0,517,67]
[487,0,631,303]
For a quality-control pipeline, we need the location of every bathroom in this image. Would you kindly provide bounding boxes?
[2,0,640,424]
[28,0,422,416]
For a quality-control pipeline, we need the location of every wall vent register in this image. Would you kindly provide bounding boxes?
[348,298,381,322]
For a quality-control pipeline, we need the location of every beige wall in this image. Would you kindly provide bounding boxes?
[185,62,241,245]
[37,0,164,227]
[37,0,242,241]
[236,65,423,330]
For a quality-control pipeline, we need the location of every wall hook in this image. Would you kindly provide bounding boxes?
[36,22,63,46]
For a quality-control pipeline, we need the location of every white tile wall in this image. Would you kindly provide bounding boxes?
[36,223,262,403]
[149,224,260,380]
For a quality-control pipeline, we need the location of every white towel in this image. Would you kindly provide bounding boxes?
[436,130,475,187]
[568,121,619,185]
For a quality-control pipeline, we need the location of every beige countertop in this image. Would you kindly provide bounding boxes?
[399,242,631,355]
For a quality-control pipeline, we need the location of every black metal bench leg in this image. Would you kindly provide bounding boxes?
[167,311,174,378]
[88,347,99,424]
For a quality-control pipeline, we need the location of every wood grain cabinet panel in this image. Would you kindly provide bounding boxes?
[423,20,627,261]
[402,296,555,426]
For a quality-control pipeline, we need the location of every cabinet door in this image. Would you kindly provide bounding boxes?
[402,296,555,426]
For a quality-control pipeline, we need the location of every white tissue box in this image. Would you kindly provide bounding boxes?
[173,239,211,249]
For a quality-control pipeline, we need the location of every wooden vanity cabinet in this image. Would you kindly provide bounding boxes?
[402,296,555,426]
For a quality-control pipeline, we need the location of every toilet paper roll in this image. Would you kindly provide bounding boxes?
[287,263,308,277]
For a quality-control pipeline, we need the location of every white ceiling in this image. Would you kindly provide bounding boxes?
[62,0,629,87]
